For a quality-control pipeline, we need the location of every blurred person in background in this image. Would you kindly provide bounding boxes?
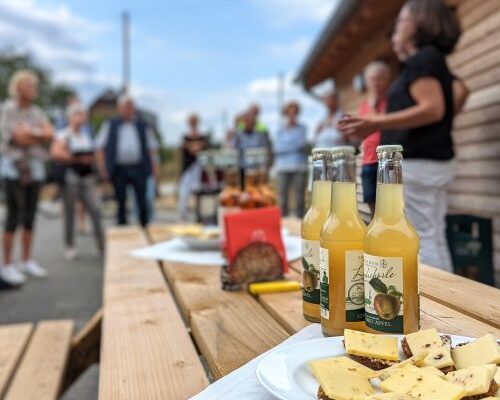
[223,112,245,149]
[178,113,209,221]
[273,101,308,218]
[338,0,469,271]
[48,93,91,234]
[0,70,54,286]
[51,103,104,260]
[314,91,344,148]
[96,95,158,227]
[359,61,392,217]
[246,103,268,135]
[233,110,273,184]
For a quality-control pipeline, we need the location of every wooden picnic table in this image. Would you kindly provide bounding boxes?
[98,218,500,400]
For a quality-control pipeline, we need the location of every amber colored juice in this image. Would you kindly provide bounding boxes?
[301,180,332,322]
[320,182,366,336]
[364,183,419,334]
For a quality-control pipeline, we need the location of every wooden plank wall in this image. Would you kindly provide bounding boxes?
[334,0,500,285]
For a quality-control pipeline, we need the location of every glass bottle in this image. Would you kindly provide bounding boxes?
[301,148,334,323]
[218,150,241,208]
[320,146,366,336]
[364,145,419,334]
[239,148,266,210]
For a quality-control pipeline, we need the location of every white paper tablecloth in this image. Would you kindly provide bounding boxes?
[191,324,323,400]
[130,235,302,266]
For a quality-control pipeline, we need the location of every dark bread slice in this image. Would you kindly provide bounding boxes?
[401,334,455,373]
[317,386,332,400]
[342,340,398,370]
[349,354,399,370]
[461,379,498,400]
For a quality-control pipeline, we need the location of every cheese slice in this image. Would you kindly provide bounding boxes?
[380,364,466,400]
[446,364,497,396]
[309,356,379,379]
[378,351,429,381]
[404,328,454,369]
[363,394,418,400]
[344,329,399,361]
[312,366,375,400]
[451,334,500,369]
[419,366,446,377]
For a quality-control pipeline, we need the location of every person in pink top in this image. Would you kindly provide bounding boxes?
[359,61,391,217]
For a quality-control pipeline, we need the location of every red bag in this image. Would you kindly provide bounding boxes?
[224,207,288,276]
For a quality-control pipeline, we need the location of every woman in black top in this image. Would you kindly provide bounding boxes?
[178,113,209,220]
[338,0,469,272]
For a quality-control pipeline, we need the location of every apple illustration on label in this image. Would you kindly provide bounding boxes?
[369,278,402,321]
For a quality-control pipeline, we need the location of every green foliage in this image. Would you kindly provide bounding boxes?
[0,50,74,117]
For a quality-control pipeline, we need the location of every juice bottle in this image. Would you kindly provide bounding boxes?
[301,148,333,323]
[364,145,419,334]
[239,148,266,209]
[320,146,366,336]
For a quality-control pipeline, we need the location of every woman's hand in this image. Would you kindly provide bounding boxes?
[337,115,380,139]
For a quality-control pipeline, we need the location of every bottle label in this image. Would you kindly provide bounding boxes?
[364,254,404,333]
[345,251,365,322]
[319,247,329,319]
[302,239,321,304]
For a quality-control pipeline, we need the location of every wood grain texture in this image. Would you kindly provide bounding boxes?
[420,297,500,337]
[420,264,500,329]
[191,291,289,379]
[99,226,208,400]
[0,323,33,398]
[5,320,74,400]
[147,226,291,379]
[258,290,311,335]
[62,308,102,393]
[160,261,290,379]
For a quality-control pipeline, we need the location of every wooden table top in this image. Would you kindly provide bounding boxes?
[99,218,500,400]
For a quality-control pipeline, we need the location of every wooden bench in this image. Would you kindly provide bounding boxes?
[0,320,74,400]
[99,226,208,400]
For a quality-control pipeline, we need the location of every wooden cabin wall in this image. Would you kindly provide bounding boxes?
[334,0,500,283]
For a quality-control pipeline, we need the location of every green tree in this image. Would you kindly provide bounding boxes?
[0,50,74,117]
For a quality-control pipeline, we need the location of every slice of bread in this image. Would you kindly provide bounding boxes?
[341,339,399,370]
[401,334,455,373]
[461,379,498,400]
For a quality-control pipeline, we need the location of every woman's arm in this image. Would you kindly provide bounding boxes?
[452,78,469,115]
[338,77,445,138]
[50,138,71,163]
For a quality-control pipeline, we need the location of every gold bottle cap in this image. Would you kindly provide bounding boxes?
[377,144,403,153]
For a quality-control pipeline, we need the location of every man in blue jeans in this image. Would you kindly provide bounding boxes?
[96,95,158,227]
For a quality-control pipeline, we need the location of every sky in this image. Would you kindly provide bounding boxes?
[0,0,340,145]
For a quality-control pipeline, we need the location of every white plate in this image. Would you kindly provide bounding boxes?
[131,234,302,266]
[256,334,472,400]
[182,227,292,251]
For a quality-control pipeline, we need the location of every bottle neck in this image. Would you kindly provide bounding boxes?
[311,157,333,210]
[331,181,358,215]
[245,169,259,189]
[374,156,405,218]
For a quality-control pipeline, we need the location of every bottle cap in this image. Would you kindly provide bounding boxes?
[330,145,356,155]
[311,147,333,155]
[377,144,403,153]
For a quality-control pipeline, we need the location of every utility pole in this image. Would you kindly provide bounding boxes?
[122,11,130,93]
[277,71,285,125]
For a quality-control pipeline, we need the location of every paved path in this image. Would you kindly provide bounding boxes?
[0,202,178,399]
